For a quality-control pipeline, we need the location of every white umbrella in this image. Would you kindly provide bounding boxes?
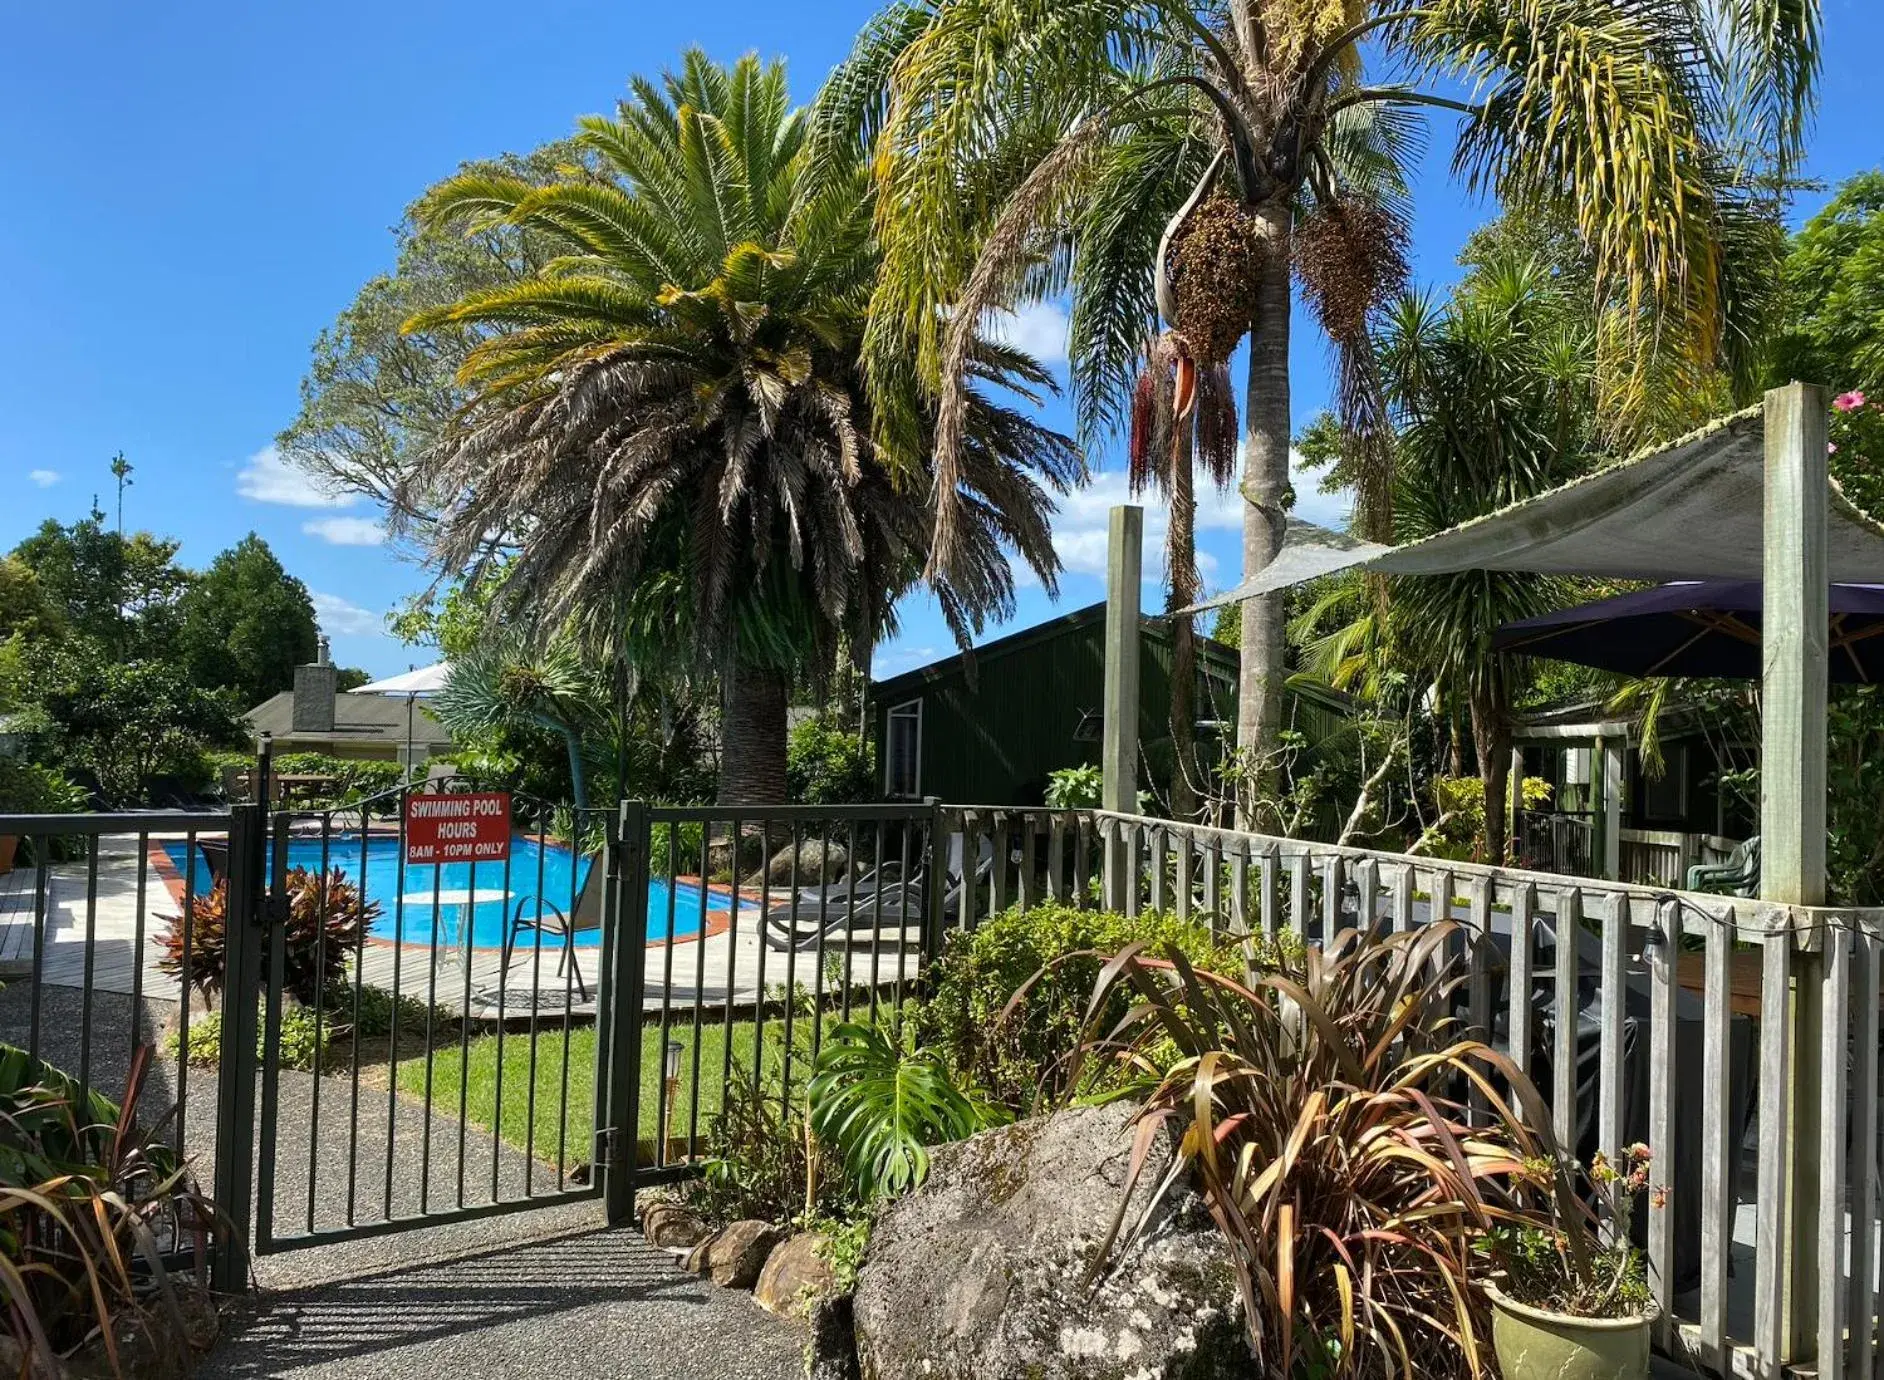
[349,662,453,779]
[350,663,452,697]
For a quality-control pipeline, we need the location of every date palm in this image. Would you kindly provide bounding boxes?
[397,51,1080,805]
[846,0,1819,783]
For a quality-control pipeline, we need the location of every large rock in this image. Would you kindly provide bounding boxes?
[755,1232,837,1317]
[754,837,849,887]
[640,1199,710,1250]
[685,1219,788,1289]
[852,1102,1252,1380]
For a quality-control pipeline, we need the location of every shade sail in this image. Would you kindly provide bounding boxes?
[1187,407,1884,612]
[1493,580,1884,684]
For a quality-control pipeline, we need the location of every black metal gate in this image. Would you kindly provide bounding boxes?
[230,792,947,1254]
[245,785,612,1255]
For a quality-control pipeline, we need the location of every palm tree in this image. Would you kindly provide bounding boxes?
[397,51,1081,806]
[1375,256,1598,861]
[846,0,1819,784]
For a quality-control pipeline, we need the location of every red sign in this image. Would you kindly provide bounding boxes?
[405,792,512,865]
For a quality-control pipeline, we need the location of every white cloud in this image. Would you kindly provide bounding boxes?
[28,469,59,488]
[873,644,941,677]
[302,516,387,547]
[987,302,1070,366]
[236,446,351,508]
[309,591,384,638]
[1041,447,1351,596]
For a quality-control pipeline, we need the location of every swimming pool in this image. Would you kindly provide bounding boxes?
[159,834,754,949]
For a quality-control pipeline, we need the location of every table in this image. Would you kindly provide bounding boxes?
[400,886,514,971]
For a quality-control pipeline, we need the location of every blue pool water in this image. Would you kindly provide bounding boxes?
[160,834,751,949]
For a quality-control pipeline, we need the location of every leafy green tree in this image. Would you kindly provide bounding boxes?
[0,556,63,643]
[278,143,581,524]
[11,518,192,660]
[850,0,1818,771]
[19,645,241,804]
[175,534,319,709]
[399,51,1079,806]
[1767,171,1884,516]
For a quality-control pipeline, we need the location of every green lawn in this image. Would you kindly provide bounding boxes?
[393,1010,839,1169]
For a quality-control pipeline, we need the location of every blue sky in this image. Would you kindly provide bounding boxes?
[4,0,1880,681]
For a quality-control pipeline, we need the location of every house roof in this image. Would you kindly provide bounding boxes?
[244,692,454,747]
[869,601,1237,699]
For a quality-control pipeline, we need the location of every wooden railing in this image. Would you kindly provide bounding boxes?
[933,804,1882,1380]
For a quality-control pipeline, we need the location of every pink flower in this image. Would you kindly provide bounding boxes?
[1829,442,1839,454]
[1835,390,1867,412]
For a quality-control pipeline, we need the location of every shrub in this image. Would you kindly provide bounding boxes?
[786,718,876,805]
[158,867,376,1004]
[271,751,404,804]
[1483,1145,1660,1319]
[917,902,1278,1113]
[806,1020,1004,1202]
[1,1043,217,1374]
[1043,764,1102,808]
[167,985,448,1072]
[1075,924,1548,1376]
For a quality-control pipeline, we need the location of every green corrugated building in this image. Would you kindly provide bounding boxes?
[868,602,1240,805]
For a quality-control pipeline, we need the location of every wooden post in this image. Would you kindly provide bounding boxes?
[1507,746,1524,863]
[1600,737,1624,881]
[1102,505,1144,910]
[1761,382,1828,1365]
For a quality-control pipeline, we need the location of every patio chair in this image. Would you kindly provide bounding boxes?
[503,857,602,1001]
[198,838,229,888]
[762,833,992,953]
[1685,834,1759,897]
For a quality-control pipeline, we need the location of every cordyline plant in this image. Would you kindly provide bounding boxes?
[2,1044,218,1377]
[1060,922,1567,1378]
[159,867,376,1005]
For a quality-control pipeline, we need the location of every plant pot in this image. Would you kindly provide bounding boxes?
[1485,1283,1657,1380]
[0,834,17,876]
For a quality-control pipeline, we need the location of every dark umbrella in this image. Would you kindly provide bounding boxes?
[1493,580,1884,683]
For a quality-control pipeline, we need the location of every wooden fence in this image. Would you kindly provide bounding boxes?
[936,804,1882,1380]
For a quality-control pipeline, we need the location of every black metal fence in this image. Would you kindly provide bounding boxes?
[0,793,1097,1280]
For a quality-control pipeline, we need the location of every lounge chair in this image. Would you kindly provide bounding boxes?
[503,857,602,1001]
[198,838,229,888]
[1685,835,1759,897]
[761,833,991,953]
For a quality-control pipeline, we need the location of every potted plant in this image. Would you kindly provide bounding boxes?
[1482,1144,1664,1380]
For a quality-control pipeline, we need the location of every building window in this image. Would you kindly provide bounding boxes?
[885,700,922,797]
[1640,742,1689,823]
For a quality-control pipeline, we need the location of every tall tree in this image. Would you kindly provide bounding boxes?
[849,0,1819,787]
[175,534,320,709]
[278,143,581,527]
[397,51,1080,806]
[11,517,192,660]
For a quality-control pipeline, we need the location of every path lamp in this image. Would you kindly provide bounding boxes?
[662,1039,684,1162]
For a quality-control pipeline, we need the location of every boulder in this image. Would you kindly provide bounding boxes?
[851,1102,1252,1380]
[684,1219,788,1289]
[640,1199,710,1250]
[755,1232,837,1317]
[753,837,849,887]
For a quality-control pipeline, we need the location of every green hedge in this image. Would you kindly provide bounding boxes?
[915,901,1287,1114]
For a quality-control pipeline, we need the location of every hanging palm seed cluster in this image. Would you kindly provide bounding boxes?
[1292,196,1409,344]
[1129,192,1263,489]
[1168,192,1268,366]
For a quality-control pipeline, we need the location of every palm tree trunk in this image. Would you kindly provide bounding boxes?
[1169,437,1199,823]
[719,660,789,807]
[1236,200,1294,823]
[1470,676,1512,865]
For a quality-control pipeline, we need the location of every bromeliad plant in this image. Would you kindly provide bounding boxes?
[1069,923,1549,1378]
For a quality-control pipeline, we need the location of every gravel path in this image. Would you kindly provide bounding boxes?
[0,980,804,1380]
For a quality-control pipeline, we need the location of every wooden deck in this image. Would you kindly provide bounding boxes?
[0,862,38,974]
